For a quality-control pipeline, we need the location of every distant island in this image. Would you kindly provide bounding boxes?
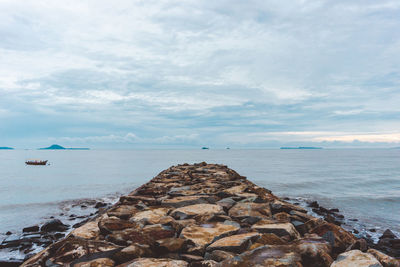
[0,147,14,150]
[280,146,323,149]
[39,144,90,150]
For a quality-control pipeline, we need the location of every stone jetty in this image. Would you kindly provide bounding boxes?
[22,163,400,266]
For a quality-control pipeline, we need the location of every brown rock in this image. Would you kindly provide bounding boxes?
[112,244,151,263]
[171,204,224,220]
[116,258,188,267]
[98,217,138,235]
[228,202,271,220]
[130,208,170,224]
[206,232,260,253]
[161,196,211,208]
[74,257,115,267]
[219,245,302,267]
[107,205,139,220]
[71,221,100,240]
[205,250,235,262]
[180,223,239,248]
[156,238,186,252]
[142,224,176,240]
[310,222,357,255]
[367,248,400,267]
[251,222,300,240]
[106,228,154,246]
[331,250,383,267]
[254,233,286,246]
[295,237,333,267]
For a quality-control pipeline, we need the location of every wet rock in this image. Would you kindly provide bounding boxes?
[381,229,397,240]
[23,225,39,233]
[219,245,302,267]
[347,238,368,252]
[331,250,383,267]
[251,221,300,240]
[6,231,12,235]
[116,257,188,267]
[41,219,69,232]
[228,202,271,220]
[94,202,107,209]
[171,204,224,220]
[308,201,319,208]
[180,223,239,248]
[206,232,260,253]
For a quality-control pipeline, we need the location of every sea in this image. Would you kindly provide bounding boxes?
[0,149,399,260]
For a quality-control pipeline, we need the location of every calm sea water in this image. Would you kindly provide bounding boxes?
[0,149,399,241]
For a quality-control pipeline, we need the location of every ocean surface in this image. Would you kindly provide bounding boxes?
[0,149,399,254]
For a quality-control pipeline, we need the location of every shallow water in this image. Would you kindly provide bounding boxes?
[0,149,399,242]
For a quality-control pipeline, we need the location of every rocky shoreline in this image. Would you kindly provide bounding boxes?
[4,162,400,266]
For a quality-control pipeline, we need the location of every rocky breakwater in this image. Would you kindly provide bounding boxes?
[22,163,400,267]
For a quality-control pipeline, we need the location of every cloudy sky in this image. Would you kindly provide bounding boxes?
[1,0,400,148]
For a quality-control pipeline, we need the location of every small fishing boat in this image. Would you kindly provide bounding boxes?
[25,159,48,165]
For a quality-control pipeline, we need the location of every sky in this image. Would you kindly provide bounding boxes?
[1,0,400,149]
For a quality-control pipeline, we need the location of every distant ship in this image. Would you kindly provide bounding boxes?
[202,147,209,150]
[280,147,323,149]
[25,159,48,165]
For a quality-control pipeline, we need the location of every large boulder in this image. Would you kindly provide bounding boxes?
[331,250,383,267]
[40,219,69,232]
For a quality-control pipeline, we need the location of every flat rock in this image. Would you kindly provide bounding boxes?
[219,245,302,267]
[331,250,383,267]
[206,232,260,253]
[155,238,186,252]
[71,221,100,239]
[113,244,151,263]
[130,208,170,224]
[171,204,224,220]
[117,257,188,267]
[180,223,239,247]
[99,217,138,235]
[228,202,271,219]
[161,196,211,208]
[74,257,115,267]
[251,222,300,240]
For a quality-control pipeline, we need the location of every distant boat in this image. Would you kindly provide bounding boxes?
[202,147,209,150]
[25,159,48,165]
